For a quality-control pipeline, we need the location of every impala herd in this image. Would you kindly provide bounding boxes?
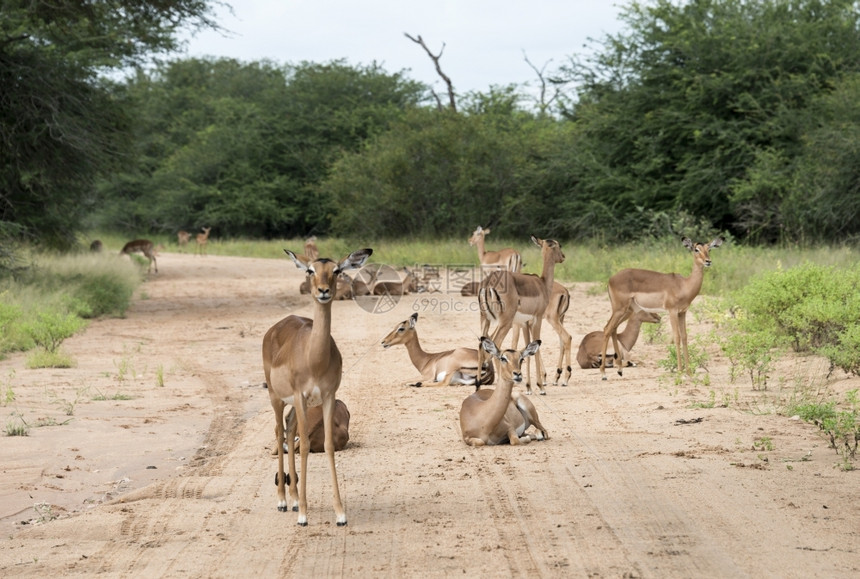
[116,226,723,526]
[254,228,723,526]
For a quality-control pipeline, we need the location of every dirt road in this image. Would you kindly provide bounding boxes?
[1,251,857,577]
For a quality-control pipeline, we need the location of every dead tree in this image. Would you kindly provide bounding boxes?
[523,51,562,117]
[404,33,457,112]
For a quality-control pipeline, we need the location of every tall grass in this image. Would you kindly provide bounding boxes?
[85,231,860,296]
[0,248,143,358]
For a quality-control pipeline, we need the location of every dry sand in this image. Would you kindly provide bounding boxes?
[1,250,858,577]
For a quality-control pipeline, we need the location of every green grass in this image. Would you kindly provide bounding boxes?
[100,233,858,296]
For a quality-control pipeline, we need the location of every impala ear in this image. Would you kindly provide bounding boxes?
[681,237,694,251]
[409,312,418,328]
[530,235,542,247]
[522,340,541,359]
[480,336,501,359]
[285,249,310,272]
[338,248,373,272]
[709,237,724,249]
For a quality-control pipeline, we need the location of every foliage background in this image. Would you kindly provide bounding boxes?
[3,0,860,250]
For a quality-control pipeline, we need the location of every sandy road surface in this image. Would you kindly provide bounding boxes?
[1,251,858,578]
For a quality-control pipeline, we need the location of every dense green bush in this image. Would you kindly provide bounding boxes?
[725,263,860,378]
[0,250,142,359]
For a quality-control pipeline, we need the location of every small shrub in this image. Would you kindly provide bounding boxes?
[26,349,77,369]
[23,309,86,354]
[660,335,709,376]
[718,326,783,390]
[0,296,31,356]
[791,389,860,464]
[5,413,29,436]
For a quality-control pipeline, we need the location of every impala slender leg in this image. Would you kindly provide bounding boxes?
[668,313,683,376]
[600,309,629,380]
[273,401,289,512]
[678,311,690,375]
[323,396,347,526]
[294,397,310,526]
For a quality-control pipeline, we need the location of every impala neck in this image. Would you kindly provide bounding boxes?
[402,333,432,373]
[619,317,646,350]
[484,367,516,426]
[308,299,334,369]
[540,248,557,294]
[685,258,706,299]
[474,234,486,260]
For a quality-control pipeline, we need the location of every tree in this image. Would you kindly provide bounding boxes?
[94,58,427,238]
[556,0,860,243]
[324,106,544,239]
[0,0,219,249]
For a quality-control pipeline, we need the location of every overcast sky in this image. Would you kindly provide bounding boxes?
[180,1,626,96]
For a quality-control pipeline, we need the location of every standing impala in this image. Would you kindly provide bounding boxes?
[177,230,191,250]
[469,226,522,273]
[120,239,158,273]
[381,313,493,388]
[599,237,723,379]
[511,281,573,387]
[478,236,565,395]
[262,247,372,526]
[459,337,548,446]
[195,227,211,256]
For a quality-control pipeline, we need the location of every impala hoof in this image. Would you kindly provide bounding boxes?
[540,391,547,396]
[337,521,348,527]
[297,521,308,527]
[601,376,607,381]
[277,505,288,512]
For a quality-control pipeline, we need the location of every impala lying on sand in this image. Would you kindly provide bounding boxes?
[381,313,493,388]
[262,246,372,526]
[272,399,351,455]
[578,310,660,369]
[459,337,549,446]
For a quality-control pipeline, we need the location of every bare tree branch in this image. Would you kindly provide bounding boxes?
[523,51,561,116]
[404,32,456,112]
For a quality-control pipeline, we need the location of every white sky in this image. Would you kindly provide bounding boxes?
[180,1,626,97]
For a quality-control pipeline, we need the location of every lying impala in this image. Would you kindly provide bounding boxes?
[262,246,372,526]
[600,237,723,379]
[381,313,494,388]
[272,399,351,454]
[459,337,549,446]
[372,267,419,296]
[577,310,660,369]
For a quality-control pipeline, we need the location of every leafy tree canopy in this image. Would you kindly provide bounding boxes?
[0,0,220,249]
